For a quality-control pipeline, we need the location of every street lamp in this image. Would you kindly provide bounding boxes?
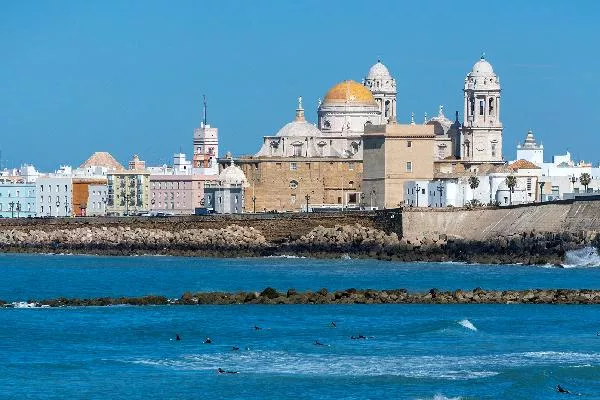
[304,193,310,213]
[539,181,545,202]
[370,189,376,209]
[16,201,21,218]
[8,201,14,218]
[437,183,444,207]
[360,192,365,210]
[252,195,256,213]
[415,184,421,207]
[570,175,577,194]
[56,199,60,217]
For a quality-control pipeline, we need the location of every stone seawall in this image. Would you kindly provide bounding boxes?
[6,288,600,307]
[402,198,600,241]
[0,200,599,263]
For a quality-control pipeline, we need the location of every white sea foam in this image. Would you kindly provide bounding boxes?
[265,255,307,259]
[563,246,600,268]
[457,319,477,331]
[11,301,39,308]
[118,349,600,383]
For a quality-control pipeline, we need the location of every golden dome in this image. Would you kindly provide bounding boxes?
[323,80,376,105]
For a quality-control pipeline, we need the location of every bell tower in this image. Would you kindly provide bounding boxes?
[193,95,219,175]
[363,60,397,123]
[461,54,503,163]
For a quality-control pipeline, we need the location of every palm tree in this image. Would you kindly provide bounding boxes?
[580,173,591,193]
[468,176,480,202]
[506,175,517,205]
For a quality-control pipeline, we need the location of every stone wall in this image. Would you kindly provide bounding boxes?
[402,198,600,241]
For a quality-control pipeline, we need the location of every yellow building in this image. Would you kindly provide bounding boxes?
[362,119,435,208]
[106,155,150,216]
[230,157,362,212]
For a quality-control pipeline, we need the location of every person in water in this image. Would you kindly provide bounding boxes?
[231,346,240,351]
[330,321,337,328]
[313,340,325,346]
[217,368,238,374]
[175,334,181,341]
[204,337,212,344]
[253,326,262,330]
[556,385,570,394]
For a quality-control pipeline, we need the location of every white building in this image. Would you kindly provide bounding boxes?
[460,55,503,163]
[516,130,544,165]
[204,160,248,214]
[86,184,108,216]
[36,176,73,217]
[405,172,538,208]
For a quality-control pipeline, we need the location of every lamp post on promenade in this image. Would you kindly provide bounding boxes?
[9,201,14,218]
[437,183,444,207]
[415,184,421,207]
[305,193,310,213]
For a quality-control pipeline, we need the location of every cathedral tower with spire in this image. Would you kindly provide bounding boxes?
[460,54,503,163]
[193,95,219,175]
[363,60,397,123]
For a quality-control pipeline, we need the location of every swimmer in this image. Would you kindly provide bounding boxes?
[217,367,239,374]
[231,346,240,351]
[253,326,262,330]
[175,334,181,341]
[204,337,212,344]
[556,385,570,394]
[313,340,325,346]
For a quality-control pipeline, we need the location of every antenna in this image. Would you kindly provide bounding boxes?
[203,95,207,126]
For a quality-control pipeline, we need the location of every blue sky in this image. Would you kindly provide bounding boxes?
[0,0,598,171]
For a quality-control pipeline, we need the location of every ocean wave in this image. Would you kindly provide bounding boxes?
[264,255,307,259]
[563,247,600,268]
[116,349,600,382]
[457,319,477,331]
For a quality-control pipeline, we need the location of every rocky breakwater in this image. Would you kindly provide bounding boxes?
[286,224,597,264]
[6,288,600,307]
[0,225,271,256]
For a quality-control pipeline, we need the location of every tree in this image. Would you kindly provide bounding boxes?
[506,175,517,205]
[580,173,591,193]
[468,176,480,202]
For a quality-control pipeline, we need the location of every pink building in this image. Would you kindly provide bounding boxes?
[149,175,211,215]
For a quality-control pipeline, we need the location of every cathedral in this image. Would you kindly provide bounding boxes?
[229,56,505,212]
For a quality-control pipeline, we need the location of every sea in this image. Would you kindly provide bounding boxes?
[1,251,600,399]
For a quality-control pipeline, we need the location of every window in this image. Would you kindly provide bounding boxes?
[479,100,484,115]
[290,162,297,171]
[289,180,298,189]
[526,178,532,191]
[491,143,496,158]
[406,162,412,172]
[293,144,302,157]
[290,194,296,205]
[40,185,44,192]
[348,162,355,171]
[489,97,494,114]
[407,140,412,148]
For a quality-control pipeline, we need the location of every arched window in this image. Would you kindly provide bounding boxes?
[489,97,494,115]
[479,100,484,116]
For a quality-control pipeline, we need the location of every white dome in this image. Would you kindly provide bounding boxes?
[219,162,247,185]
[275,120,322,138]
[367,60,391,79]
[470,57,495,77]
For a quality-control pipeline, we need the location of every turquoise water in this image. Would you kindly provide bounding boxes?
[1,254,600,399]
